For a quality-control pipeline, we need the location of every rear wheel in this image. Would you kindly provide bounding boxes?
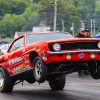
[49,74,66,90]
[89,61,100,79]
[0,67,14,92]
[33,56,48,83]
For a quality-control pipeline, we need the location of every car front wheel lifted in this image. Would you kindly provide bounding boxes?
[33,56,48,83]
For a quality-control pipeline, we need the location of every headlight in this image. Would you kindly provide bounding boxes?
[53,43,61,51]
[98,42,100,49]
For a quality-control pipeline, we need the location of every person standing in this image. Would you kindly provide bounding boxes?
[95,30,100,38]
[76,28,91,38]
[75,28,85,37]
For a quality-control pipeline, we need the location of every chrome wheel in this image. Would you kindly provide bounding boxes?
[35,60,42,79]
[33,56,48,83]
[0,72,3,88]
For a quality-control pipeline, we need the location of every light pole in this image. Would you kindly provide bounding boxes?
[62,20,64,32]
[93,19,95,34]
[54,0,57,31]
[72,23,74,35]
[91,19,92,37]
[50,0,58,31]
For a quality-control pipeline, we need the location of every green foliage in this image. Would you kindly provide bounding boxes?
[9,1,30,15]
[0,14,26,37]
[0,0,11,17]
[0,0,100,38]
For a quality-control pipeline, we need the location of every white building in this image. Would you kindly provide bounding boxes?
[32,26,50,32]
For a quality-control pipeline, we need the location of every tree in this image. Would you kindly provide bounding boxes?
[0,14,26,37]
[9,0,30,15]
[0,0,11,18]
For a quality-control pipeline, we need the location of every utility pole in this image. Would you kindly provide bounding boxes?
[54,0,58,31]
[50,0,58,31]
[91,19,92,37]
[93,19,95,34]
[62,20,64,32]
[72,23,74,35]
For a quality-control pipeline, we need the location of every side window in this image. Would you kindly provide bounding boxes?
[9,37,24,53]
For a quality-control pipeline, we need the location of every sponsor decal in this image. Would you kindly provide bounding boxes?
[12,68,19,75]
[21,63,26,68]
[79,53,84,58]
[23,67,27,71]
[23,49,25,53]
[7,68,10,72]
[19,68,24,72]
[24,56,29,64]
[11,64,31,75]
[43,56,47,61]
[9,57,22,66]
[41,52,45,57]
[26,65,31,70]
[41,52,47,61]
[36,48,41,52]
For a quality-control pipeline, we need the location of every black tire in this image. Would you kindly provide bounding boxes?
[89,61,100,79]
[0,67,14,92]
[49,74,66,90]
[33,56,48,83]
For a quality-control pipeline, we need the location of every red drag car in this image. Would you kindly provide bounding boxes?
[0,31,100,92]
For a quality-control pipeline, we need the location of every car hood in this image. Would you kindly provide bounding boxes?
[46,38,100,44]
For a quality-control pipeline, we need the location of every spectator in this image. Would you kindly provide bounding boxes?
[95,30,100,38]
[85,28,91,38]
[75,28,85,37]
[76,28,91,38]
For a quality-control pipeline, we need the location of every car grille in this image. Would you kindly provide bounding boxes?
[49,42,98,51]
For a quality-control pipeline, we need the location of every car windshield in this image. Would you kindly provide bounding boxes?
[26,32,73,44]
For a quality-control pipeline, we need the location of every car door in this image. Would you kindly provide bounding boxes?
[6,36,25,76]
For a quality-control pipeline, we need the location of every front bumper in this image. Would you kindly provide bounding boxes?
[47,50,100,55]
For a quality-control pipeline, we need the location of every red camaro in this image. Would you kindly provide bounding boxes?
[0,31,100,92]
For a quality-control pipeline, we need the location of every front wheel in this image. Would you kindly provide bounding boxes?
[0,67,14,92]
[89,61,100,79]
[49,74,66,90]
[33,56,48,83]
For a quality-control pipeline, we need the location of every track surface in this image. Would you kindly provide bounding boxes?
[0,72,100,100]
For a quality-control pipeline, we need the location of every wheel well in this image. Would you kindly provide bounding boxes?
[29,51,38,64]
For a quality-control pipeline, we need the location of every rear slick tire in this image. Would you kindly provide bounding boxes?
[0,67,14,93]
[89,61,100,79]
[49,74,66,90]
